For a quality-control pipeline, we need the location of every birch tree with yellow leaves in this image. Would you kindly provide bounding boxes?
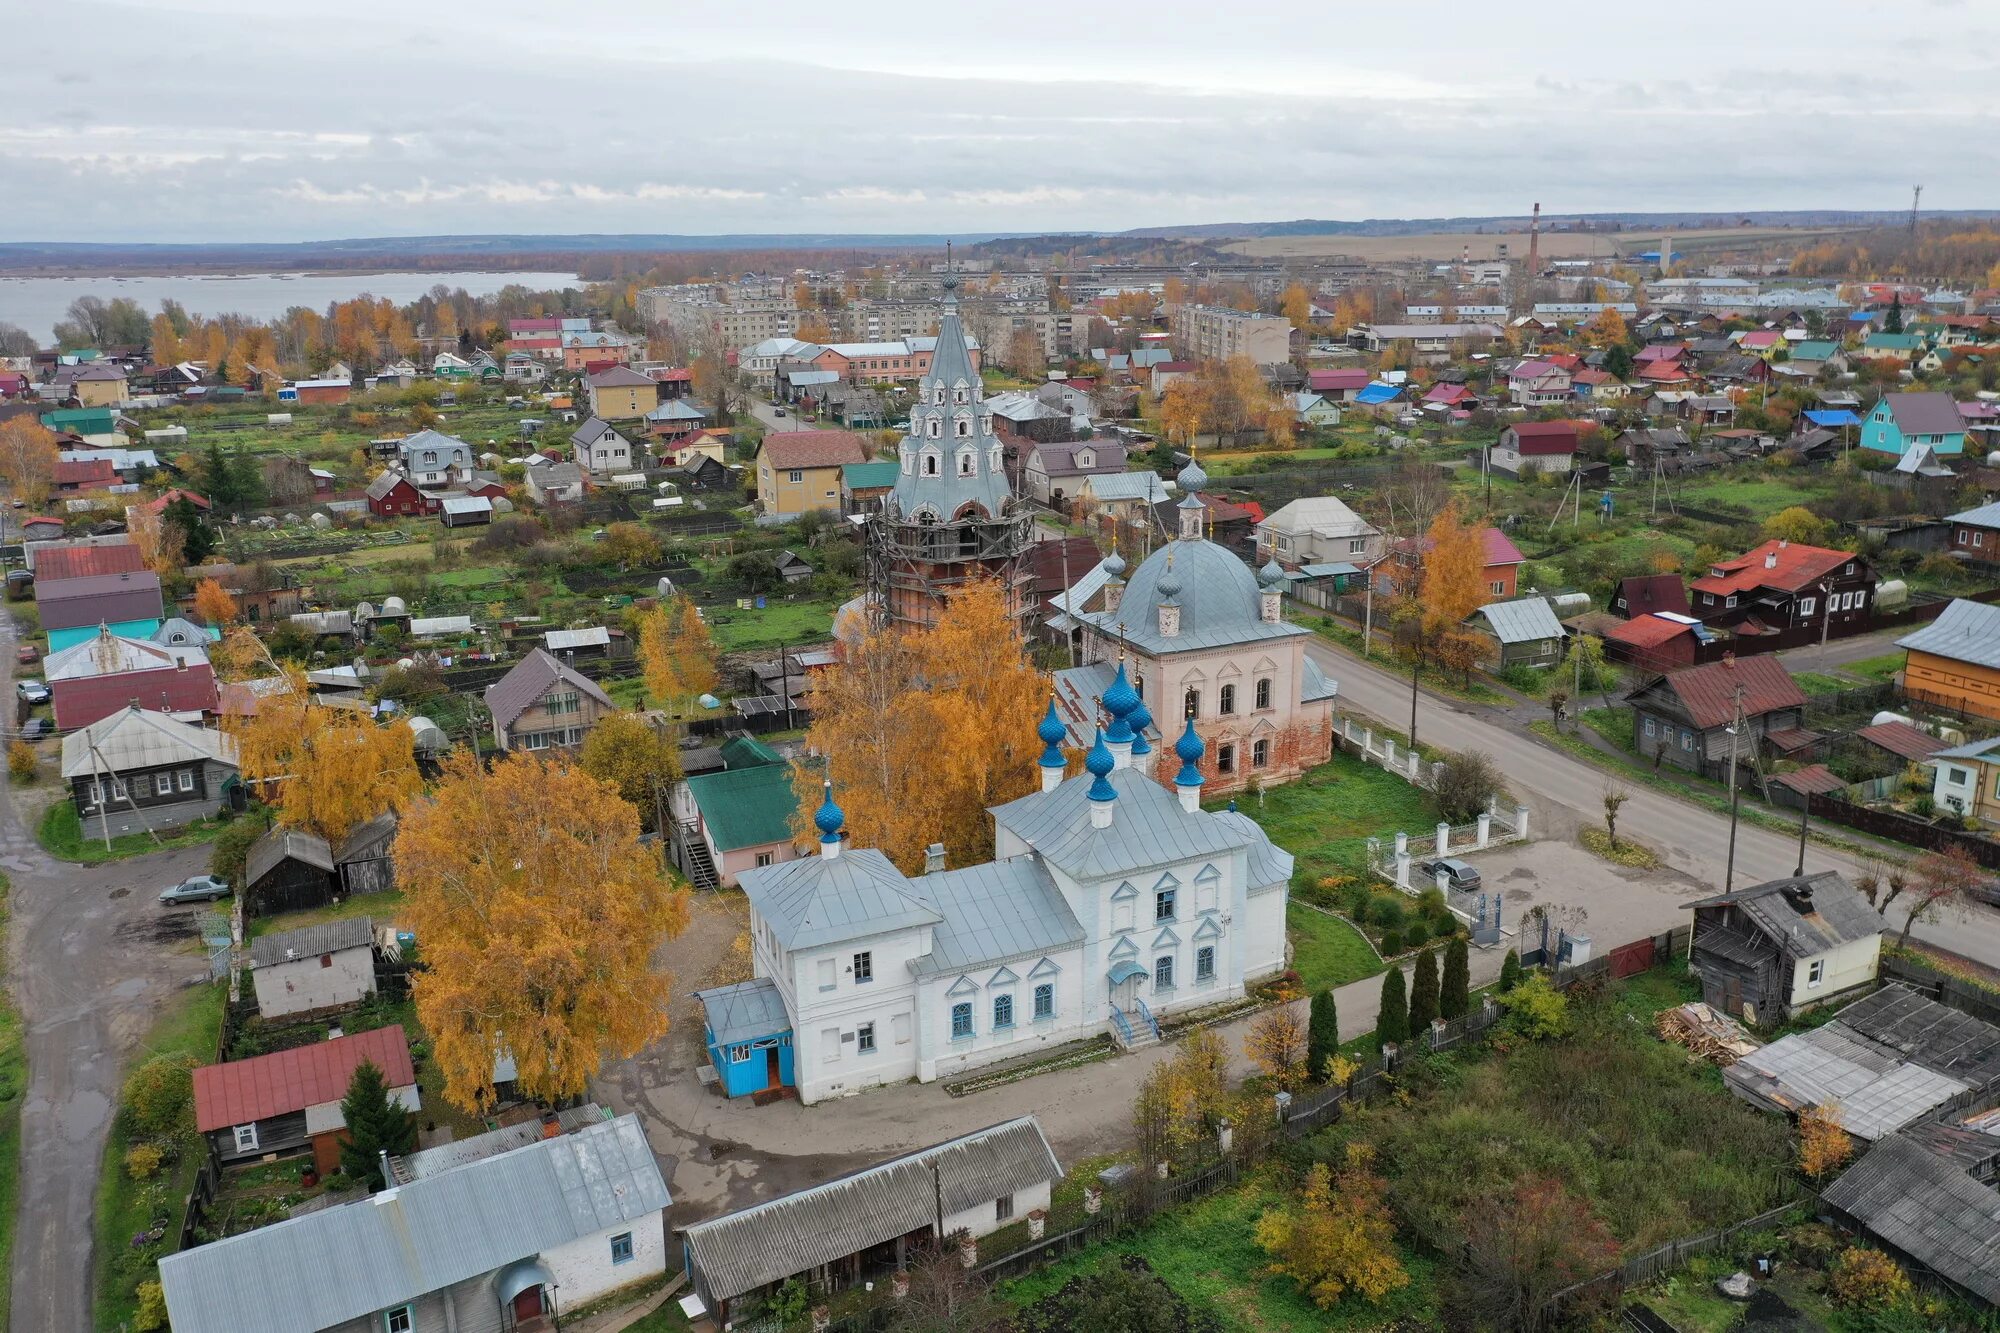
[398,750,690,1110]
[225,675,424,843]
[798,578,1045,873]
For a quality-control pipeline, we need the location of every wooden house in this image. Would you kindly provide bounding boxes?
[1625,655,1810,783]
[1685,871,1885,1024]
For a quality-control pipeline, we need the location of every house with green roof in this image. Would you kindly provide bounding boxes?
[1859,331,1926,361]
[670,738,802,888]
[840,460,900,518]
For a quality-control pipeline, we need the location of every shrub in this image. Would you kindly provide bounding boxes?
[1402,919,1429,949]
[134,1280,168,1332]
[1340,881,1372,918]
[1435,749,1501,823]
[1417,886,1447,918]
[1499,949,1522,991]
[1797,1103,1853,1180]
[1829,1248,1913,1312]
[1369,895,1407,929]
[123,1053,198,1140]
[1379,929,1403,957]
[124,1143,164,1181]
[1375,967,1408,1051]
[1498,972,1570,1041]
[7,740,34,781]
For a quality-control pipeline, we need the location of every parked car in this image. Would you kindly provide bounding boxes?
[15,680,48,704]
[159,875,231,905]
[15,644,36,665]
[1417,856,1481,891]
[18,719,50,741]
[772,406,787,417]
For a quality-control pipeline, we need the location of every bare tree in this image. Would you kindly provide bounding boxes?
[888,1242,1009,1333]
[1602,784,1629,849]
[1897,847,1983,948]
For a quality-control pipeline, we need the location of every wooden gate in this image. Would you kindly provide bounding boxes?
[1608,936,1655,979]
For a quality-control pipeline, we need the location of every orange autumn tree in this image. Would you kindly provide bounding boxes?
[399,749,690,1110]
[0,417,60,511]
[798,577,1044,872]
[1255,1143,1411,1307]
[637,596,718,716]
[1798,1102,1853,1179]
[192,577,239,627]
[1391,502,1491,745]
[225,676,424,842]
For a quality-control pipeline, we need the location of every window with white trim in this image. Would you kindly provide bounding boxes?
[177,770,195,793]
[788,469,803,483]
[233,1124,259,1153]
[1798,597,1815,617]
[155,773,172,796]
[853,951,872,984]
[1807,958,1825,987]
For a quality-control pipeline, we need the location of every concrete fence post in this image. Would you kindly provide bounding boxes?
[1515,804,1530,840]
[1408,752,1422,781]
[1382,737,1396,766]
[1435,821,1450,856]
[1393,830,1408,858]
[1431,1017,1448,1049]
[1435,867,1451,895]
[1395,853,1411,889]
[1476,811,1491,848]
[1273,1090,1292,1123]
[1217,1119,1234,1154]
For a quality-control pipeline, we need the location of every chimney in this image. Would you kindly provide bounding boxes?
[1721,651,1734,669]
[1764,549,1778,569]
[924,843,946,874]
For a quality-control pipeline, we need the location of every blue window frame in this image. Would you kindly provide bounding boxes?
[610,1231,635,1265]
[1196,946,1215,982]
[1155,955,1175,990]
[1033,983,1054,1020]
[993,994,1014,1029]
[951,1002,973,1040]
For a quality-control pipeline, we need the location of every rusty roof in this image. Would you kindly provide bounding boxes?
[1641,654,1806,729]
[193,1026,414,1131]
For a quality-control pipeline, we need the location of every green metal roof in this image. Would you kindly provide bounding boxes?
[685,762,799,852]
[40,407,116,431]
[719,735,782,770]
[841,461,900,489]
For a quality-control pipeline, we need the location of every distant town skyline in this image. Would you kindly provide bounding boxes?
[7,0,1998,243]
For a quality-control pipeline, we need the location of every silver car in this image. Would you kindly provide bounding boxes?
[1418,857,1481,891]
[160,875,231,905]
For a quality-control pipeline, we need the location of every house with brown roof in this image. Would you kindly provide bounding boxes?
[1691,539,1877,639]
[1487,420,1583,478]
[484,648,616,753]
[30,539,145,582]
[1019,439,1126,505]
[193,1026,418,1174]
[1625,655,1810,783]
[67,362,128,408]
[55,456,117,492]
[754,430,867,516]
[1611,573,1690,619]
[584,364,659,420]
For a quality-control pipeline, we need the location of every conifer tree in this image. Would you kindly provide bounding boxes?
[1440,933,1470,1020]
[1375,967,1408,1052]
[1500,948,1523,992]
[1307,989,1340,1082]
[339,1059,416,1190]
[1407,948,1440,1035]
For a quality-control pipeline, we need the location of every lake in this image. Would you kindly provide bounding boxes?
[0,270,582,344]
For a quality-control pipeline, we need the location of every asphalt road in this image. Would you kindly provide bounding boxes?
[3,613,213,1333]
[745,396,817,433]
[1308,637,2000,968]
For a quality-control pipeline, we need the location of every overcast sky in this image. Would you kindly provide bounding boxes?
[7,0,1997,243]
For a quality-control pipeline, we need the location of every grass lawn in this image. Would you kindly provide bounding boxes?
[39,800,233,865]
[1286,903,1384,992]
[1841,651,1905,683]
[1791,670,1856,696]
[1581,705,1635,752]
[1306,620,1509,707]
[1674,477,1835,513]
[1000,1179,1440,1332]
[0,877,23,1320]
[93,979,227,1331]
[703,595,840,652]
[1216,752,1437,881]
[429,566,512,589]
[244,888,403,940]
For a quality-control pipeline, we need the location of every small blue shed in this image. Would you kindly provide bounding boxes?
[695,977,794,1097]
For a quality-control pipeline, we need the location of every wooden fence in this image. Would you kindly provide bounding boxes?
[1879,952,2000,1028]
[1545,1198,1813,1322]
[176,1153,221,1252]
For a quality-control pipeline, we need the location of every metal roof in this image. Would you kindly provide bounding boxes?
[245,826,336,888]
[1076,538,1308,656]
[193,1026,415,1132]
[440,496,492,516]
[484,648,612,731]
[159,1114,668,1333]
[1632,655,1806,730]
[911,858,1084,976]
[739,847,943,951]
[1470,596,1565,645]
[33,569,163,631]
[1839,983,2000,1087]
[1898,598,2000,671]
[990,768,1255,882]
[1301,656,1339,704]
[410,615,475,637]
[695,977,792,1047]
[46,626,206,681]
[1724,1023,1967,1140]
[1822,1135,2000,1306]
[683,1118,1059,1305]
[60,707,235,779]
[1210,810,1295,891]
[1259,495,1375,540]
[543,626,610,652]
[683,761,799,853]
[1684,871,1886,957]
[1081,472,1169,504]
[249,916,373,969]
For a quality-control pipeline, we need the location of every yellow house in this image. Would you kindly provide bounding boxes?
[70,364,128,408]
[755,430,867,516]
[1897,599,2000,721]
[585,366,657,420]
[663,429,730,469]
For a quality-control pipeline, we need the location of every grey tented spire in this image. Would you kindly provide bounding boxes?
[889,267,1012,521]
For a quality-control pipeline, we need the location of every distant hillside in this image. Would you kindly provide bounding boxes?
[1128,209,1999,241]
[961,233,1234,265]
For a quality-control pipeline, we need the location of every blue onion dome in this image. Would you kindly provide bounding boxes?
[813,780,845,842]
[1176,455,1208,494]
[1127,697,1154,756]
[1174,717,1205,788]
[1037,697,1067,768]
[1102,661,1138,744]
[1259,557,1286,588]
[1103,548,1126,578]
[1085,727,1118,802]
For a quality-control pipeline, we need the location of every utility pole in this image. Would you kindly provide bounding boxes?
[1723,683,1746,896]
[1794,782,1812,877]
[1817,579,1833,664]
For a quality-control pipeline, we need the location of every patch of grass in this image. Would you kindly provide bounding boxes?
[1000,1181,1440,1332]
[1840,651,1905,683]
[38,800,234,865]
[1215,753,1437,881]
[1791,671,1855,697]
[428,565,511,589]
[1580,826,1664,869]
[703,595,841,653]
[245,888,403,940]
[1286,903,1386,992]
[94,979,227,1331]
[0,876,22,1319]
[1581,706,1635,751]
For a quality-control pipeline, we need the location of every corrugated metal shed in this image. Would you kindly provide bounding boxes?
[544,626,611,652]
[1470,596,1566,645]
[159,1114,668,1333]
[911,859,1084,976]
[1724,1021,1967,1139]
[1822,1135,2000,1307]
[683,1118,1060,1306]
[1839,982,2000,1087]
[696,978,792,1046]
[249,916,372,969]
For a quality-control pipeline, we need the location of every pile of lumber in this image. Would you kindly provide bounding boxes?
[1656,1001,1759,1065]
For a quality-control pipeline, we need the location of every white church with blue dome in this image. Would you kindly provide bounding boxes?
[696,676,1295,1104]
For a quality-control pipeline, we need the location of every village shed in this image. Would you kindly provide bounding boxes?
[248,917,376,1019]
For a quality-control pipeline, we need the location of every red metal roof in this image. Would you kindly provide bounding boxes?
[1857,720,1943,763]
[1773,763,1845,796]
[1308,369,1372,392]
[1606,614,1695,650]
[1506,421,1583,454]
[1648,655,1806,730]
[194,1026,414,1132]
[135,488,211,515]
[55,458,116,487]
[1692,540,1857,597]
[51,661,217,730]
[1640,362,1693,382]
[32,542,145,582]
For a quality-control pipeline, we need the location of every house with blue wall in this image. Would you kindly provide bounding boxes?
[1858,392,1968,458]
[695,978,796,1097]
